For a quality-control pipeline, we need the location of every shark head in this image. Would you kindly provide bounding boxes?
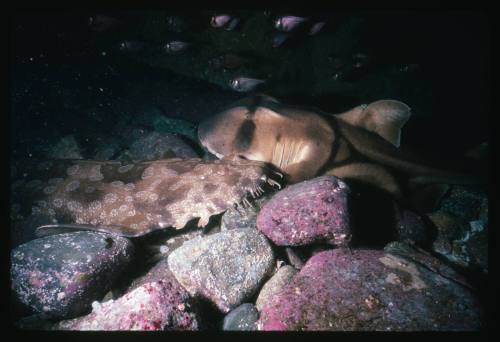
[198,104,252,158]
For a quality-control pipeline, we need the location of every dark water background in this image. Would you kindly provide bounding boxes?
[10,11,489,171]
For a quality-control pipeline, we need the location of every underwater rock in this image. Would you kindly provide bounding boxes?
[168,229,275,313]
[256,176,351,246]
[54,279,201,330]
[222,303,259,331]
[255,265,298,311]
[128,131,199,160]
[46,135,83,159]
[133,106,198,140]
[428,210,488,272]
[383,241,473,288]
[220,195,271,231]
[91,137,122,160]
[427,190,488,273]
[138,227,204,266]
[10,231,134,319]
[394,208,429,244]
[125,258,175,293]
[258,248,481,331]
[439,185,486,222]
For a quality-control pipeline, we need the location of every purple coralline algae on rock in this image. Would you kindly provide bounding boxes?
[54,279,200,330]
[256,176,351,246]
[10,231,134,319]
[167,229,275,313]
[258,248,482,331]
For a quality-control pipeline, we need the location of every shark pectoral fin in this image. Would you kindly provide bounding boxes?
[326,163,402,198]
[363,100,411,147]
[407,182,451,213]
[338,100,411,148]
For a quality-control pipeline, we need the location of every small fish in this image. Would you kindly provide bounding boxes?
[229,77,266,92]
[118,41,145,53]
[163,41,191,54]
[272,32,289,48]
[308,21,326,35]
[275,16,308,32]
[224,17,240,31]
[211,14,232,28]
[88,14,119,32]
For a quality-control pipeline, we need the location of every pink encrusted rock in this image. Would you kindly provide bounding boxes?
[256,176,351,246]
[10,231,134,319]
[54,278,200,331]
[258,248,482,331]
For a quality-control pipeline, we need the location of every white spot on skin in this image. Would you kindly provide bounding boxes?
[135,191,149,201]
[148,193,159,202]
[119,204,129,212]
[104,193,118,204]
[110,209,118,217]
[36,200,47,208]
[118,164,134,173]
[43,185,57,194]
[161,168,178,177]
[65,180,80,192]
[141,166,155,180]
[89,174,104,182]
[66,165,80,176]
[111,181,124,188]
[67,201,83,212]
[125,196,134,203]
[57,292,65,300]
[89,200,102,211]
[53,198,63,208]
[48,178,64,185]
[127,209,136,217]
[124,183,135,191]
[88,165,104,181]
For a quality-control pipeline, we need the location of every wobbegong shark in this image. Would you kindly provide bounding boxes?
[10,156,281,244]
[198,95,481,211]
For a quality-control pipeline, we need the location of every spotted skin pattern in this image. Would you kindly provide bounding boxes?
[11,157,279,238]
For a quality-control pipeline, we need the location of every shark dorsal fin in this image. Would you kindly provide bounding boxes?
[337,100,411,147]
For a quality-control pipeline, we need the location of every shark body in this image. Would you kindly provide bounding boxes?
[198,95,477,210]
